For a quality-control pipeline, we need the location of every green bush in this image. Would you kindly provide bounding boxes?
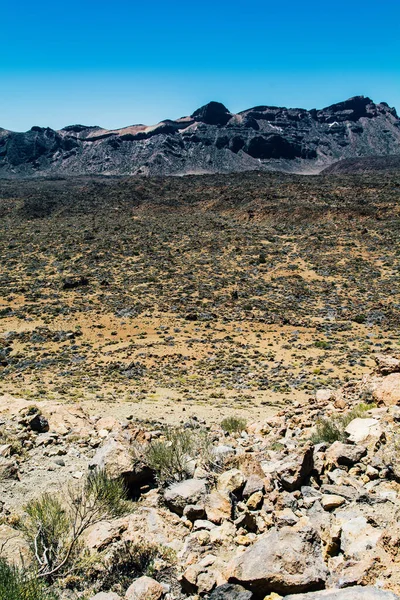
[311,418,344,444]
[221,415,247,434]
[97,540,176,594]
[0,559,58,600]
[21,470,128,580]
[145,427,211,486]
[311,403,374,444]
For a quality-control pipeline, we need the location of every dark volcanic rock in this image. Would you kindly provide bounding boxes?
[0,96,399,176]
[210,583,254,599]
[192,101,232,126]
[62,276,89,290]
[29,413,49,433]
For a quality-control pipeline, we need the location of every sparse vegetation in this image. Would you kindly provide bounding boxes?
[20,470,128,580]
[0,559,58,600]
[145,427,211,486]
[96,540,176,594]
[311,403,375,444]
[221,416,247,434]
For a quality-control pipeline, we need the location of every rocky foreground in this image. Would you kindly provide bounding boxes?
[1,96,399,176]
[1,354,400,599]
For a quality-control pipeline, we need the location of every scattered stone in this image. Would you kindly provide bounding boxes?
[209,583,253,599]
[345,418,382,444]
[320,494,346,511]
[217,469,245,495]
[29,413,49,433]
[164,478,208,515]
[325,441,367,468]
[125,576,164,600]
[227,525,328,596]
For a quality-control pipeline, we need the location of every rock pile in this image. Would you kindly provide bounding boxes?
[1,356,400,599]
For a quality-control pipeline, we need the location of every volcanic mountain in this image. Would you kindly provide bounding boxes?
[0,96,399,177]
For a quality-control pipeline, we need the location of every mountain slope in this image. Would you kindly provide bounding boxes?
[0,96,399,177]
[322,155,400,174]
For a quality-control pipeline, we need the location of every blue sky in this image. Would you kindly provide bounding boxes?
[1,0,400,131]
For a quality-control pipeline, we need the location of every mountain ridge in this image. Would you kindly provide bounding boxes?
[1,95,399,177]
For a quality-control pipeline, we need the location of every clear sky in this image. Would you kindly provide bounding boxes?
[1,0,400,131]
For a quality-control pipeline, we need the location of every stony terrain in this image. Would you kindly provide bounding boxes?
[322,156,400,175]
[1,354,400,600]
[0,170,400,599]
[0,171,399,413]
[0,96,399,177]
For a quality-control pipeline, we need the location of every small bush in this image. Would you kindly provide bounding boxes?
[0,559,57,600]
[145,427,211,486]
[97,539,176,594]
[221,416,247,434]
[353,314,367,324]
[20,470,128,580]
[311,418,344,444]
[311,403,375,444]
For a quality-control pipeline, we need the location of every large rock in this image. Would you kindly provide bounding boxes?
[261,445,314,491]
[345,418,382,444]
[227,525,328,597]
[325,441,367,468]
[0,457,18,480]
[209,583,253,599]
[89,437,153,491]
[374,354,400,375]
[205,490,232,524]
[125,576,164,600]
[89,437,133,478]
[283,587,400,600]
[242,475,265,498]
[336,511,382,559]
[372,373,400,406]
[164,478,207,515]
[217,469,246,495]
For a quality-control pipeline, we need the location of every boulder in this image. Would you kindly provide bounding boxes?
[164,478,207,515]
[246,491,264,510]
[325,441,367,468]
[125,576,164,600]
[242,475,265,498]
[336,512,382,559]
[213,445,236,462]
[209,583,254,599]
[372,373,400,406]
[89,437,132,478]
[320,494,345,511]
[89,437,153,492]
[262,445,314,491]
[283,586,400,600]
[29,412,49,433]
[345,418,382,444]
[217,469,246,495]
[205,490,232,524]
[183,504,206,521]
[316,389,333,402]
[0,457,18,480]
[374,354,400,375]
[227,525,328,597]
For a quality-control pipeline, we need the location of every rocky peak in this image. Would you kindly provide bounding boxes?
[191,101,232,126]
